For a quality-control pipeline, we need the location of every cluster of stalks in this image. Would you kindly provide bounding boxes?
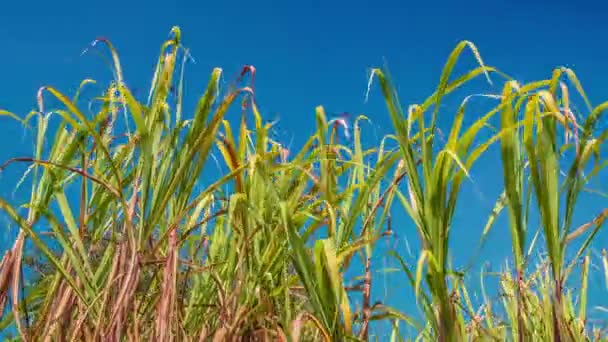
[0,27,607,341]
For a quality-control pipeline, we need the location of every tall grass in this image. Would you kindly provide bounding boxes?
[0,27,607,341]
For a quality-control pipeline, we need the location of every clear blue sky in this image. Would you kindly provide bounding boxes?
[1,0,607,336]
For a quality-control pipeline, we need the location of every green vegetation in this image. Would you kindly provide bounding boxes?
[0,27,607,341]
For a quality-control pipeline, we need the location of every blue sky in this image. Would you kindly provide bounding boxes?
[1,0,607,337]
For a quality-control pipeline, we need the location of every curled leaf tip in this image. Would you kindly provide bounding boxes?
[36,87,46,113]
[80,37,108,56]
[169,26,181,43]
[91,37,109,48]
[328,117,351,140]
[238,65,257,88]
[241,64,256,74]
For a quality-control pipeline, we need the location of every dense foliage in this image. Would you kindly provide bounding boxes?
[0,27,607,341]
